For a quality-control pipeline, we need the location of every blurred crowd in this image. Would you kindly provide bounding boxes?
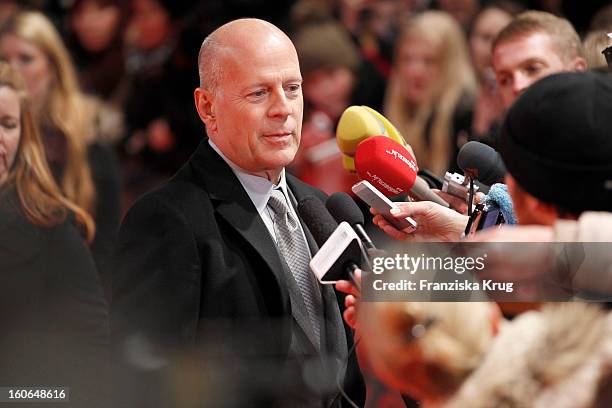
[0,0,609,210]
[0,0,611,407]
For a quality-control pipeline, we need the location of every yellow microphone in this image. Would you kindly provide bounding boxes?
[336,106,410,172]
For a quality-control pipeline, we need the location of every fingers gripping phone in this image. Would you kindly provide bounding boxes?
[352,180,418,232]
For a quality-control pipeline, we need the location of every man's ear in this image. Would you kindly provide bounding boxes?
[194,87,216,132]
[524,193,559,225]
[570,56,588,72]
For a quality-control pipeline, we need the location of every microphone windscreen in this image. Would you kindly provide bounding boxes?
[457,141,506,185]
[354,136,419,197]
[298,196,339,247]
[336,105,411,173]
[482,183,517,225]
[336,106,387,156]
[326,192,365,226]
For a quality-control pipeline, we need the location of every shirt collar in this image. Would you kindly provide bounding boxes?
[209,139,289,213]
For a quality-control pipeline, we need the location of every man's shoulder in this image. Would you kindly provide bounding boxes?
[124,169,216,226]
[287,172,327,202]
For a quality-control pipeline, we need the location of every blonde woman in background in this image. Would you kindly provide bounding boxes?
[384,11,477,176]
[0,62,108,407]
[0,11,121,299]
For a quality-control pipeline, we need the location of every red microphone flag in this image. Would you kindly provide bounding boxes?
[354,136,419,197]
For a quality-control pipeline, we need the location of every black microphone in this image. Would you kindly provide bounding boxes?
[457,141,506,186]
[456,141,506,216]
[298,196,362,284]
[325,192,376,252]
[298,196,339,246]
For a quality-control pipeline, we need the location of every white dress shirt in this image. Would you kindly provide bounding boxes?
[209,139,310,247]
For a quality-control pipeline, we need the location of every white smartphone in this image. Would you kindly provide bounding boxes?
[352,180,418,232]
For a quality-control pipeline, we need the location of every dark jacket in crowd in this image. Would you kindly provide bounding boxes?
[42,124,121,301]
[0,187,110,407]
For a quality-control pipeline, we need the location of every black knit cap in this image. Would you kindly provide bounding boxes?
[499,71,612,213]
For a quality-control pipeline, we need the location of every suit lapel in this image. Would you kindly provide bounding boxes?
[188,141,347,359]
[188,141,290,309]
[189,141,321,353]
[214,189,324,353]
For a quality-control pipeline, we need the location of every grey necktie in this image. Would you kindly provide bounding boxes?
[268,188,322,346]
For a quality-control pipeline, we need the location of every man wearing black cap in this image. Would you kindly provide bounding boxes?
[498,70,612,224]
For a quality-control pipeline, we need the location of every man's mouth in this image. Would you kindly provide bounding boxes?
[265,131,293,136]
[263,131,294,141]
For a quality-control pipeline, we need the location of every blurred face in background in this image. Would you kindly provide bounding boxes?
[303,67,354,121]
[469,7,512,81]
[71,0,122,53]
[436,0,479,28]
[363,0,416,39]
[127,0,171,50]
[0,85,21,185]
[396,35,441,105]
[0,34,52,102]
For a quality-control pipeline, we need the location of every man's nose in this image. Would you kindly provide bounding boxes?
[268,90,292,119]
[512,72,531,97]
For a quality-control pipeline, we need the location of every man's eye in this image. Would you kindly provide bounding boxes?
[19,54,33,64]
[250,89,267,98]
[286,84,301,93]
[497,75,511,87]
[525,64,543,75]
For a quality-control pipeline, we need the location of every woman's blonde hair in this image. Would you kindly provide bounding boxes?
[0,11,97,215]
[0,62,94,241]
[384,11,477,176]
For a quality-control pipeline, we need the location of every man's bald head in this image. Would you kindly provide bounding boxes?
[198,19,296,94]
[193,18,303,182]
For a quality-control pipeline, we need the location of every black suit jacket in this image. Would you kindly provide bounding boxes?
[112,140,362,407]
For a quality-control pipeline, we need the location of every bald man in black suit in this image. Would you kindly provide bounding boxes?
[112,18,364,408]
